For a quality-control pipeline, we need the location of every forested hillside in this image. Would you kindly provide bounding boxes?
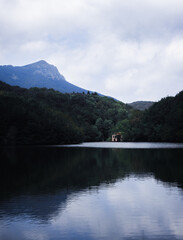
[0,81,132,145]
[138,92,183,142]
[121,92,183,142]
[0,81,182,145]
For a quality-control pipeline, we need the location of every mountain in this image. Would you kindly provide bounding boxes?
[0,60,91,93]
[128,101,155,111]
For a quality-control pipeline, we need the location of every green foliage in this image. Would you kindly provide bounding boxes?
[0,81,131,145]
[125,92,183,142]
[1,80,182,144]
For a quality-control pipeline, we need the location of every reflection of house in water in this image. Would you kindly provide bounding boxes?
[112,132,122,142]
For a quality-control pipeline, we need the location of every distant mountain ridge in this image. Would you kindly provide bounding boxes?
[128,101,155,111]
[0,60,91,94]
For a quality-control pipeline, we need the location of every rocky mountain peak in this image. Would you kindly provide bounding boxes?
[0,60,88,93]
[23,60,65,81]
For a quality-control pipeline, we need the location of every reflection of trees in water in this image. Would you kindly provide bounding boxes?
[0,147,183,199]
[0,146,183,222]
[114,148,183,188]
[0,147,126,198]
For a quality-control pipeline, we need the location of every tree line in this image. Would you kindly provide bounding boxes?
[115,91,183,142]
[0,80,182,144]
[0,81,131,144]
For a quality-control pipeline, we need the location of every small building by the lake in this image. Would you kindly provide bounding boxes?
[112,132,122,142]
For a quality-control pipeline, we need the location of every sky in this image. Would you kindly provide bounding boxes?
[0,0,183,102]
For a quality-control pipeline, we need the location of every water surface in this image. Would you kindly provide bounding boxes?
[62,142,183,148]
[0,144,183,240]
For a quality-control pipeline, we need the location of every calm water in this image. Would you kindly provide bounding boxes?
[0,143,183,240]
[62,142,183,148]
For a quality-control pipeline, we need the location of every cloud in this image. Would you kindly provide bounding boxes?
[0,0,183,101]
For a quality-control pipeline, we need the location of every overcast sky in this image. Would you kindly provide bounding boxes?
[0,0,183,102]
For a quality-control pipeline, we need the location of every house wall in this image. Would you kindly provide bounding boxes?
[112,133,122,142]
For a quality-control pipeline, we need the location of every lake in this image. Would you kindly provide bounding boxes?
[0,142,183,240]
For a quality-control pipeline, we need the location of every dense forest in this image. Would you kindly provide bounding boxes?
[114,91,183,142]
[0,81,132,144]
[132,92,183,142]
[0,80,183,144]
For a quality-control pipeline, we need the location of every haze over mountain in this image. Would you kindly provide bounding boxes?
[129,101,155,111]
[0,60,91,94]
